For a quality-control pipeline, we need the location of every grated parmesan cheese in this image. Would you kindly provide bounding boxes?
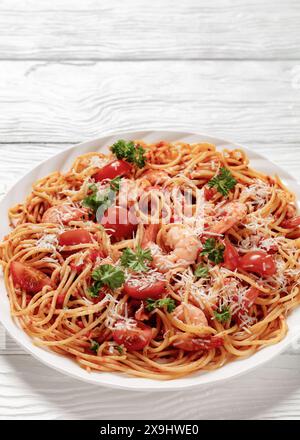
[89,155,109,169]
[241,179,272,208]
[104,294,137,331]
[125,268,166,291]
[35,234,58,252]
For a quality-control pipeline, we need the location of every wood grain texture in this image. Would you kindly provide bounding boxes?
[0,0,300,60]
[1,0,300,421]
[1,353,300,420]
[0,60,300,143]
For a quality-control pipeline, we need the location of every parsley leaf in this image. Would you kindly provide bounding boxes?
[90,340,99,353]
[214,307,231,324]
[116,345,123,354]
[87,282,102,298]
[201,238,225,264]
[109,176,121,192]
[145,297,176,313]
[208,167,237,197]
[82,183,114,214]
[111,139,146,168]
[82,176,122,216]
[121,246,152,272]
[92,264,125,289]
[134,146,147,168]
[194,264,209,279]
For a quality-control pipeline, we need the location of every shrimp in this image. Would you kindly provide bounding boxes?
[172,303,224,351]
[42,203,88,225]
[208,201,247,234]
[141,223,159,248]
[142,224,201,273]
[173,303,208,327]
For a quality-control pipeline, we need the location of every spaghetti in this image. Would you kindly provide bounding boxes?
[0,139,299,380]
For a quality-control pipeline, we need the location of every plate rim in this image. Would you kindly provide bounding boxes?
[0,127,299,391]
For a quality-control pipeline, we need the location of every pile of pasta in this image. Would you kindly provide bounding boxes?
[0,139,299,380]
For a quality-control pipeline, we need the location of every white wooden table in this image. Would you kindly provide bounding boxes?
[0,0,300,420]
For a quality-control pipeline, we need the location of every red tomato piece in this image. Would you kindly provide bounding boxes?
[243,286,260,308]
[204,186,217,201]
[287,228,300,239]
[123,280,166,300]
[10,261,53,294]
[234,286,260,325]
[70,261,86,273]
[239,250,276,277]
[56,292,67,308]
[77,320,85,329]
[70,249,106,273]
[280,216,300,229]
[100,206,137,240]
[112,320,152,351]
[90,291,107,304]
[42,204,87,225]
[58,229,93,246]
[223,237,240,271]
[89,249,106,262]
[93,160,132,182]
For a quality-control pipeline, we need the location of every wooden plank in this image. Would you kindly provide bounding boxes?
[0,60,300,144]
[0,0,299,60]
[0,353,300,419]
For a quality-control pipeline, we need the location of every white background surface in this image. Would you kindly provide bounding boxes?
[0,0,300,420]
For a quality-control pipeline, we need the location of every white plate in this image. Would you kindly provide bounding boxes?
[0,129,299,391]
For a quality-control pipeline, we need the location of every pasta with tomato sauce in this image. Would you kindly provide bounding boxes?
[0,139,299,379]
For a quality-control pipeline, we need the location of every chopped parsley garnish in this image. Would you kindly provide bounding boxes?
[87,283,101,298]
[90,340,100,353]
[201,238,225,264]
[116,345,123,354]
[145,297,176,313]
[82,176,121,215]
[111,139,146,168]
[121,246,152,272]
[208,167,237,197]
[194,264,209,279]
[109,176,121,192]
[214,307,231,324]
[91,264,125,290]
[82,183,115,214]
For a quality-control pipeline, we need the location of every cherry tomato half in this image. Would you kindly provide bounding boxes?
[56,292,67,308]
[93,160,132,182]
[204,186,217,201]
[239,250,276,277]
[100,206,137,240]
[243,286,260,308]
[280,216,300,229]
[10,261,53,294]
[89,249,107,262]
[112,320,152,351]
[123,280,165,300]
[58,229,93,246]
[223,237,240,271]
